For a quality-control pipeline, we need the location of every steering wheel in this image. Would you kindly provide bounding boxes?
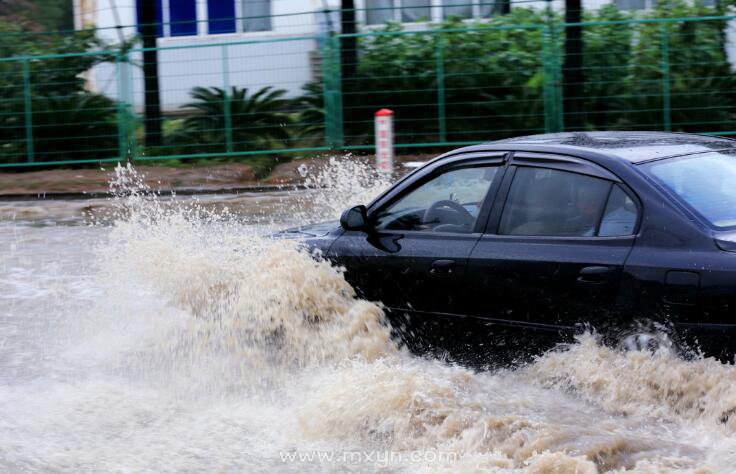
[423,200,475,230]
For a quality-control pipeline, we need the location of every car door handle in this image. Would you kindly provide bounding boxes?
[577,266,612,284]
[430,259,455,277]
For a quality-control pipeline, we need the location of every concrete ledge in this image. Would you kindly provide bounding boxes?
[0,184,309,202]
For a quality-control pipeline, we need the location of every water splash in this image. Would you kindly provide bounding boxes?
[293,155,394,224]
[3,159,736,473]
[96,164,398,390]
[525,334,736,432]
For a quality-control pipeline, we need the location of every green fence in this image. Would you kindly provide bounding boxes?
[2,11,736,168]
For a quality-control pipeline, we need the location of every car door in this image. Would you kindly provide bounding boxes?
[465,153,641,351]
[327,154,507,346]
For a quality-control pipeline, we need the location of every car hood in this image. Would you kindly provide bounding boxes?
[272,220,341,239]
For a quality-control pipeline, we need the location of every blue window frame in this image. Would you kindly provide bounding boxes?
[170,0,198,36]
[208,0,236,34]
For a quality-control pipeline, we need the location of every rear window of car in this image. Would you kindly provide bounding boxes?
[498,167,639,237]
[642,151,736,228]
[499,167,611,237]
[599,185,638,237]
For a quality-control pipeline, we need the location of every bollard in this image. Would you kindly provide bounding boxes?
[375,109,394,173]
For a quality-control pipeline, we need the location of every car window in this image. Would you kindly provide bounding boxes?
[374,166,499,233]
[642,151,736,228]
[499,167,611,237]
[599,185,638,236]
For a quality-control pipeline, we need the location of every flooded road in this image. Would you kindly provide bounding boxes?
[2,162,736,473]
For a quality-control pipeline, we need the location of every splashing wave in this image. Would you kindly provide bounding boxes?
[2,160,736,473]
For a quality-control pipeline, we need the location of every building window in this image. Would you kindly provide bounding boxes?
[443,0,473,19]
[477,0,496,17]
[443,0,497,19]
[364,0,498,25]
[208,0,236,34]
[366,0,395,24]
[365,0,431,24]
[401,0,431,22]
[169,0,197,36]
[137,0,272,37]
[615,0,652,10]
[614,0,715,9]
[243,0,272,32]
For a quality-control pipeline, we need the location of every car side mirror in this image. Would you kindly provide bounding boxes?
[340,205,370,232]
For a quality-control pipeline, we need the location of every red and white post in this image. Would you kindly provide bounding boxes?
[375,108,394,173]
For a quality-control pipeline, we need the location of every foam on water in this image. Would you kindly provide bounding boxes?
[1,160,736,473]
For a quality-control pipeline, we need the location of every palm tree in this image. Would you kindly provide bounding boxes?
[172,86,292,154]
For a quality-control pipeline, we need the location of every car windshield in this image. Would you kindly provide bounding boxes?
[642,151,736,228]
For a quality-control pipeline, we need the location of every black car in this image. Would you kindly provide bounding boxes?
[285,132,736,363]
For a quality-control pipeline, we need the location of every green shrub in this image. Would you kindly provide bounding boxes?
[624,1,736,132]
[0,19,123,166]
[0,92,119,165]
[340,10,550,145]
[0,20,105,101]
[322,3,736,144]
[30,93,119,163]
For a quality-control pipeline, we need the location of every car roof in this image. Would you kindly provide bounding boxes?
[473,131,736,164]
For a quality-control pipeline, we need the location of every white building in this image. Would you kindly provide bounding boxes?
[75,0,720,112]
[77,0,337,112]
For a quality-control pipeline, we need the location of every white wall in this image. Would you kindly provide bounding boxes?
[81,0,327,111]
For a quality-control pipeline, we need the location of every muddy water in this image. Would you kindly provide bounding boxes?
[1,162,736,473]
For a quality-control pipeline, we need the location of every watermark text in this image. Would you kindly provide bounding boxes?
[279,449,458,467]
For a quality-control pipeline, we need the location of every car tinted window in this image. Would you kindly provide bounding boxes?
[643,151,736,228]
[374,166,499,233]
[599,185,638,236]
[499,167,611,237]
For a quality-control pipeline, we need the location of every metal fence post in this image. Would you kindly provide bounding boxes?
[116,52,137,162]
[541,24,553,134]
[22,59,34,163]
[322,35,344,148]
[115,54,127,161]
[541,23,563,134]
[553,22,565,132]
[435,34,447,143]
[321,36,334,148]
[222,44,234,153]
[660,23,672,132]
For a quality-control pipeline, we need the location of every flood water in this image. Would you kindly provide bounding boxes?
[2,161,736,473]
